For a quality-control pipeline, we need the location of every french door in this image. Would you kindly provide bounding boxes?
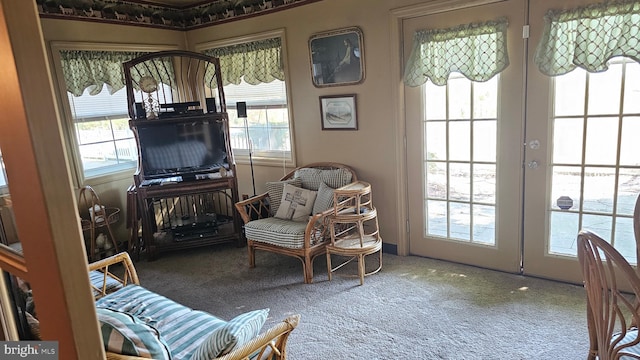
[404,0,640,284]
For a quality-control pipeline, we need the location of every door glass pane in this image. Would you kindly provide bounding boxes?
[549,211,579,255]
[473,121,496,162]
[473,164,496,204]
[614,217,635,263]
[617,168,640,215]
[449,121,470,161]
[549,58,640,264]
[623,62,640,114]
[449,202,470,241]
[473,204,495,244]
[425,82,446,120]
[582,167,615,213]
[448,78,471,120]
[584,117,618,165]
[554,67,586,117]
[550,166,582,211]
[425,162,447,199]
[619,117,640,166]
[587,63,622,116]
[423,74,498,246]
[426,200,447,237]
[552,118,583,164]
[425,122,446,160]
[582,214,612,240]
[549,211,579,256]
[449,163,470,201]
[473,76,498,119]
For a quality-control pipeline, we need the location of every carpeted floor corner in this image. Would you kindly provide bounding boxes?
[134,244,588,360]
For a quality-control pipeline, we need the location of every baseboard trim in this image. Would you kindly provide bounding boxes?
[382,243,397,255]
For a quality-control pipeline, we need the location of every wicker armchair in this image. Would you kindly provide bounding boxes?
[235,162,357,284]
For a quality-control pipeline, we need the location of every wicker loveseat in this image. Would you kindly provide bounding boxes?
[235,162,357,284]
[89,252,299,360]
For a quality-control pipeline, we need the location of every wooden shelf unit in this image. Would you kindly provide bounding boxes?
[326,181,382,285]
[124,50,242,260]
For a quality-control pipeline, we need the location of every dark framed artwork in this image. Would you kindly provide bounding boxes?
[320,94,358,130]
[309,27,365,87]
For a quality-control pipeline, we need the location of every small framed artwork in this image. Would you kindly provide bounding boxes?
[320,94,358,130]
[309,26,365,87]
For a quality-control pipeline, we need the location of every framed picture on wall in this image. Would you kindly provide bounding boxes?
[309,27,365,87]
[320,94,358,130]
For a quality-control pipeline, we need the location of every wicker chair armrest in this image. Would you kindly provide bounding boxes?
[305,208,334,247]
[106,315,301,360]
[88,252,140,299]
[217,314,300,360]
[235,192,271,224]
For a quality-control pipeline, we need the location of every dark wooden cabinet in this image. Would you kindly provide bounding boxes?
[133,173,242,260]
[123,50,242,259]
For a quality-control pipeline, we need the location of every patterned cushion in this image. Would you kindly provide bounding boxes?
[294,168,353,191]
[312,182,335,214]
[96,308,171,360]
[96,285,227,360]
[244,217,309,248]
[265,178,302,215]
[190,309,269,360]
[274,184,316,222]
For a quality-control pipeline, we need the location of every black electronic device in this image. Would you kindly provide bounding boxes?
[237,101,247,118]
[158,101,203,118]
[171,213,218,241]
[160,101,201,111]
[205,97,217,113]
[134,102,146,119]
[136,118,229,180]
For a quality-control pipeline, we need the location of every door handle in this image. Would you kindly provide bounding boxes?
[528,160,539,169]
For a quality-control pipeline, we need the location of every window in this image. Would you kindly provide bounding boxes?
[67,84,138,178]
[51,43,176,183]
[225,80,291,159]
[197,30,294,165]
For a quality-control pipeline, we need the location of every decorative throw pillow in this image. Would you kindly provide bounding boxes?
[265,178,303,215]
[274,184,317,222]
[96,307,172,360]
[312,182,335,215]
[190,308,269,360]
[294,168,353,191]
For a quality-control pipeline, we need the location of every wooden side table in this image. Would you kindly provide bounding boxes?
[326,181,382,285]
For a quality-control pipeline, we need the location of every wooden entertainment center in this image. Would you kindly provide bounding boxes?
[124,50,242,260]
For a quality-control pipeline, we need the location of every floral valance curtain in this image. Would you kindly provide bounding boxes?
[403,18,509,87]
[534,1,640,76]
[203,37,284,86]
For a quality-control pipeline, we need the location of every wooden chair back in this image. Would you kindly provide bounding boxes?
[280,162,358,182]
[577,229,640,360]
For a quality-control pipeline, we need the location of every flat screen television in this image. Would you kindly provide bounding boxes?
[135,117,230,180]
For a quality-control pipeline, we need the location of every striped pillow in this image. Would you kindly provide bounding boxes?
[312,182,335,214]
[190,309,269,360]
[96,308,172,360]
